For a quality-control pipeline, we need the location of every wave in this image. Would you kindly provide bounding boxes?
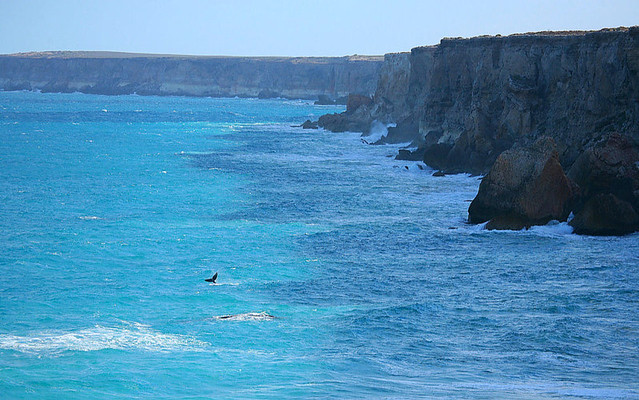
[210,312,276,322]
[461,219,575,237]
[361,120,395,143]
[0,323,207,355]
[78,215,102,220]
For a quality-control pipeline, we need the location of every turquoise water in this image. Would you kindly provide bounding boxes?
[1,91,638,399]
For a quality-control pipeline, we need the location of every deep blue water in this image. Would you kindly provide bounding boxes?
[1,91,638,399]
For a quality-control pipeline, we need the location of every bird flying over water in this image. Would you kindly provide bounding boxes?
[205,272,218,283]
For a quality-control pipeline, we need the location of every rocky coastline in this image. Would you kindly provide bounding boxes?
[0,51,383,100]
[313,27,639,235]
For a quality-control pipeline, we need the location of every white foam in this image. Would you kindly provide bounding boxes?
[209,282,240,286]
[0,323,207,355]
[362,120,394,143]
[78,216,101,220]
[462,219,575,237]
[526,220,575,236]
[210,312,276,322]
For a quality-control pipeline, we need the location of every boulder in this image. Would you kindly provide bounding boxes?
[567,133,639,235]
[318,103,373,133]
[568,133,639,209]
[301,119,318,129]
[570,194,639,236]
[396,148,424,161]
[314,95,335,105]
[468,137,576,229]
[346,94,373,114]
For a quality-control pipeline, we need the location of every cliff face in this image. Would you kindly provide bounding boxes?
[0,52,383,99]
[370,52,412,122]
[334,27,639,174]
[419,28,639,173]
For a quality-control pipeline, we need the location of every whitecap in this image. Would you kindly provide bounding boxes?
[361,120,395,143]
[0,323,207,355]
[462,219,575,237]
[78,216,101,220]
[210,312,276,322]
[526,220,574,236]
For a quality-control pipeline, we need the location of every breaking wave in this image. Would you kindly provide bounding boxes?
[210,312,276,322]
[0,323,208,355]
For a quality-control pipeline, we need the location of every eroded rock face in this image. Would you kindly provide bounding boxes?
[346,94,373,114]
[468,138,576,229]
[568,133,639,207]
[317,109,371,133]
[0,52,383,99]
[570,194,639,236]
[317,27,639,175]
[568,133,639,235]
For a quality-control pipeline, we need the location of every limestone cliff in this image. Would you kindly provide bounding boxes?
[0,51,383,99]
[323,27,639,175]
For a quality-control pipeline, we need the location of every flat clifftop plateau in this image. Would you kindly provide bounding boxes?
[0,51,383,99]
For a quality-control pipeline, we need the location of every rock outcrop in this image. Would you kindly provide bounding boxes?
[568,133,639,235]
[0,51,383,99]
[318,94,375,133]
[314,27,639,235]
[570,194,639,236]
[318,27,639,174]
[468,138,576,230]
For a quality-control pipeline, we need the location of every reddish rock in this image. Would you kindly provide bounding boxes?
[568,133,639,235]
[468,137,576,229]
[570,193,639,236]
[346,94,373,114]
[568,133,639,209]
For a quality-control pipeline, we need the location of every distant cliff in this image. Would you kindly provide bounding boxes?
[321,27,639,174]
[0,51,383,99]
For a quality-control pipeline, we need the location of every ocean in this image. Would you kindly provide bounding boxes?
[1,91,638,399]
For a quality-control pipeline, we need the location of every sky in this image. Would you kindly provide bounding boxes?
[1,0,638,56]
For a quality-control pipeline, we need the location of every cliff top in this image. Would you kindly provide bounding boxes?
[437,26,637,46]
[1,51,384,63]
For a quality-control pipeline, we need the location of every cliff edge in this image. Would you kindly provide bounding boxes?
[0,51,383,99]
[320,27,639,174]
[316,27,639,235]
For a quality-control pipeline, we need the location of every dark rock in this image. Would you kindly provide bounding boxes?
[317,103,373,133]
[432,170,446,177]
[257,89,280,99]
[378,120,419,144]
[485,214,529,230]
[567,133,639,235]
[314,95,335,105]
[396,148,425,161]
[568,133,639,209]
[346,94,373,114]
[423,143,455,172]
[301,119,318,129]
[570,193,639,235]
[468,137,576,229]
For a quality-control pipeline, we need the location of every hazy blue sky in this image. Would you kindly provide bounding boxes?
[1,0,638,56]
